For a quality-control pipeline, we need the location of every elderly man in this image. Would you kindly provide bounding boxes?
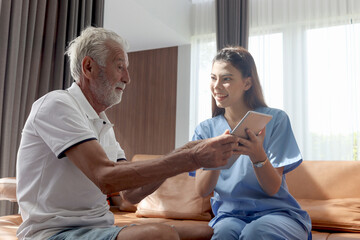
[16,27,240,240]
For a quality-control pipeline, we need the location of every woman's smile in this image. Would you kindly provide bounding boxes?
[214,93,228,102]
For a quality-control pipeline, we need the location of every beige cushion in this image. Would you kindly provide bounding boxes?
[111,195,137,212]
[133,154,212,221]
[0,177,17,202]
[298,198,360,232]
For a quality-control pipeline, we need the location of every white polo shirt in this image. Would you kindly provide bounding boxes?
[16,83,126,240]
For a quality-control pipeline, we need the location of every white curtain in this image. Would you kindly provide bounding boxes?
[248,0,360,160]
[189,0,216,139]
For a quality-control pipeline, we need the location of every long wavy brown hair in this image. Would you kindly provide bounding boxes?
[212,46,267,117]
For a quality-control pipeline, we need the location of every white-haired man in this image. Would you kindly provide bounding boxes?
[16,27,240,240]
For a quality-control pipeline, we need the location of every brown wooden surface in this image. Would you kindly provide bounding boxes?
[106,47,178,161]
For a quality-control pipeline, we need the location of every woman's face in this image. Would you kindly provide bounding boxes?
[210,61,251,109]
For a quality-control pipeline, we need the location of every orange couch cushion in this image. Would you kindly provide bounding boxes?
[286,160,360,200]
[298,198,360,233]
[287,160,360,233]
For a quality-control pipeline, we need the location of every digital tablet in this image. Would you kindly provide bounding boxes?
[231,111,273,138]
[204,111,272,170]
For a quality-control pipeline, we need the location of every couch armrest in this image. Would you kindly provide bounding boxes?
[0,177,17,202]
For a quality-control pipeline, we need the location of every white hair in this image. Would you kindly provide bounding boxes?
[65,27,129,82]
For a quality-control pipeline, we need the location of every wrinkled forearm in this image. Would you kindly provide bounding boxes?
[121,179,165,204]
[95,150,198,194]
[66,135,239,196]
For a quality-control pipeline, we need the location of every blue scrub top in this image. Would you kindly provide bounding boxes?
[191,107,312,232]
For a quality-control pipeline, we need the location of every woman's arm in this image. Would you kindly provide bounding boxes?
[238,128,283,196]
[251,157,284,196]
[195,169,220,197]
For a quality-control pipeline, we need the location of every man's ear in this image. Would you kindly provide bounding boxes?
[82,56,96,80]
[244,77,252,91]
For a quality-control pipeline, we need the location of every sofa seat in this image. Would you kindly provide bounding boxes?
[286,160,360,239]
[0,210,212,240]
[2,212,360,240]
[2,156,360,239]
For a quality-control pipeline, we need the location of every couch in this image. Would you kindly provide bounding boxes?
[1,154,360,239]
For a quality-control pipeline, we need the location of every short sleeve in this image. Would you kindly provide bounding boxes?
[116,141,126,161]
[192,127,204,141]
[32,92,97,158]
[265,111,302,174]
[189,126,207,177]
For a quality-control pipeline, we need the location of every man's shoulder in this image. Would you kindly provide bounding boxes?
[33,89,75,109]
[30,89,83,121]
[43,89,72,101]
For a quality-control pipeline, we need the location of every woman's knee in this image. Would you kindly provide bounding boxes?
[240,215,308,240]
[212,218,243,240]
[240,220,295,240]
[240,223,269,240]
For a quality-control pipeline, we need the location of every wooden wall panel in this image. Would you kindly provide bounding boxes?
[106,47,178,161]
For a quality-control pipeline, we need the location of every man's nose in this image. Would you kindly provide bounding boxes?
[122,68,131,84]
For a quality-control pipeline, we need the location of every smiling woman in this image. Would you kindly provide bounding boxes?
[191,46,312,240]
[210,61,252,119]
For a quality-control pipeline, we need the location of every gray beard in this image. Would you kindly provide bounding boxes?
[91,70,122,108]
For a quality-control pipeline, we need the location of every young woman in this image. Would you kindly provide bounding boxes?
[192,46,312,240]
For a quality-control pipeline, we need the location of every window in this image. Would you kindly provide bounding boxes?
[189,35,216,138]
[248,0,360,160]
[306,23,360,160]
[189,0,216,139]
[249,33,284,110]
[190,0,360,160]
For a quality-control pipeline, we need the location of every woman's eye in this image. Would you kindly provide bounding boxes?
[223,77,231,81]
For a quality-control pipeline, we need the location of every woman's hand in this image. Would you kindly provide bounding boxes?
[237,127,267,163]
[194,129,241,197]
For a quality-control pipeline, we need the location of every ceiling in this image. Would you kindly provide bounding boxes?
[104,0,193,52]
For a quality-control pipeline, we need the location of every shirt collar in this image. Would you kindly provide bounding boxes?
[67,82,101,120]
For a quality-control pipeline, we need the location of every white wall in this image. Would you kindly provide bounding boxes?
[176,45,191,148]
[104,0,192,52]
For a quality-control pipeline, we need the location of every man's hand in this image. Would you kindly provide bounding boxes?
[188,130,240,169]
